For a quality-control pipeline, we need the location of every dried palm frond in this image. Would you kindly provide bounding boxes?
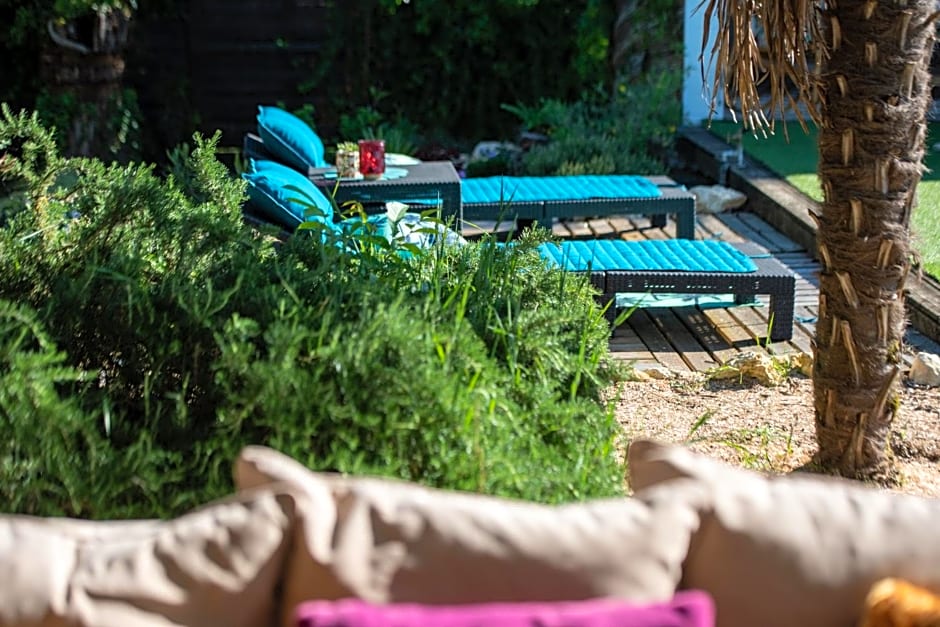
[699,0,824,134]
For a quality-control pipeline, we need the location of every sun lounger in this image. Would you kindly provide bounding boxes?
[462,175,697,239]
[537,239,795,341]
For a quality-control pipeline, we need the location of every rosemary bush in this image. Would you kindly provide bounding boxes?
[0,109,626,519]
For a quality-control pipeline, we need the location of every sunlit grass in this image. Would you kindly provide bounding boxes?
[913,183,940,278]
[707,121,940,278]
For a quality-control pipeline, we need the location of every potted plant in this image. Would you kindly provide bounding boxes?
[335,141,360,178]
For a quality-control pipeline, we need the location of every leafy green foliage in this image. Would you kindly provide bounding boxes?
[0,112,625,519]
[35,88,142,162]
[0,104,59,190]
[508,71,683,176]
[311,0,615,141]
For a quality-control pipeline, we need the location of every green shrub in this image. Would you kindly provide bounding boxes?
[311,0,615,142]
[0,111,626,519]
[508,71,683,176]
[35,88,142,162]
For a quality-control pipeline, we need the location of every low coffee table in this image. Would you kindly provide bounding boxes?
[309,161,463,229]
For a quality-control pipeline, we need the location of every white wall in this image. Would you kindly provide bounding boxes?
[682,0,724,125]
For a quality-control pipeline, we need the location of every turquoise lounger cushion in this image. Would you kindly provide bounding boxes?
[243,158,335,230]
[256,106,327,171]
[461,175,663,204]
[537,240,758,273]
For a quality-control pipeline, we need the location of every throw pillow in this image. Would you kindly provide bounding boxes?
[293,592,716,627]
[0,488,296,627]
[256,106,326,172]
[627,439,940,627]
[234,445,707,627]
[243,159,335,230]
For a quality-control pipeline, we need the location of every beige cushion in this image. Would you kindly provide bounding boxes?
[0,488,295,627]
[628,439,940,627]
[235,446,705,627]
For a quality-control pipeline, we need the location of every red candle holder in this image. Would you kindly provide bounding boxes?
[358,139,386,180]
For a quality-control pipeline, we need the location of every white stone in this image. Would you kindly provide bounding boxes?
[710,350,787,386]
[640,366,676,380]
[469,141,520,162]
[909,352,940,387]
[689,185,748,214]
[788,352,813,377]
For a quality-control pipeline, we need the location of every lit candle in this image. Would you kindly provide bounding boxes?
[358,139,386,180]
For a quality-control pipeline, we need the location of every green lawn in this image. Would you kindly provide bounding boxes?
[708,120,940,278]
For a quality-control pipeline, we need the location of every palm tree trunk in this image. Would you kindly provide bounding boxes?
[813,0,934,479]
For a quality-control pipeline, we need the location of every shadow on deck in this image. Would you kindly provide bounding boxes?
[466,209,940,374]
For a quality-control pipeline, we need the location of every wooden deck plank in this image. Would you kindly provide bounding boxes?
[714,213,781,251]
[644,307,723,371]
[695,213,746,242]
[625,309,693,371]
[551,221,572,238]
[725,303,780,343]
[736,212,805,253]
[587,217,616,237]
[564,219,595,239]
[607,216,638,236]
[673,307,741,366]
[740,300,815,357]
[702,307,758,348]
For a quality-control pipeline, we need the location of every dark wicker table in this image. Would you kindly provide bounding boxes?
[309,162,463,228]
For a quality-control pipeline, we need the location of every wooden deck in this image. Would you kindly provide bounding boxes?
[476,209,940,373]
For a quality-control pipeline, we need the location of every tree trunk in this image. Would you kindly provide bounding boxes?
[611,0,683,83]
[39,7,134,159]
[813,0,934,479]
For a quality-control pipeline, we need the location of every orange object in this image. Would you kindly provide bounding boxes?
[860,578,940,627]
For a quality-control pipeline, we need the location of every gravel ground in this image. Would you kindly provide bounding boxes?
[613,373,940,497]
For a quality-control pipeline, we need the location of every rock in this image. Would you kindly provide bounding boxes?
[640,366,676,380]
[711,351,787,386]
[909,352,940,387]
[469,141,521,162]
[788,352,814,377]
[689,185,748,214]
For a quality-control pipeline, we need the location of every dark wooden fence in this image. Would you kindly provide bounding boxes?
[127,0,333,156]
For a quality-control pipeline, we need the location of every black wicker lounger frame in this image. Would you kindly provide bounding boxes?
[584,242,796,342]
[462,175,697,240]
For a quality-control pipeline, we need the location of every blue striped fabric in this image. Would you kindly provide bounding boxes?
[537,240,758,273]
[461,175,662,203]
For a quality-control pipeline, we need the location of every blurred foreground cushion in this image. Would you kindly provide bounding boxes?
[256,105,326,172]
[0,488,295,627]
[234,446,706,627]
[627,439,940,627]
[293,592,715,627]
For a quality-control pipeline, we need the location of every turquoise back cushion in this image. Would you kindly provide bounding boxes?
[256,106,326,171]
[243,159,335,230]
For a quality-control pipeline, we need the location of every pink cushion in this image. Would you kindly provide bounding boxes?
[294,591,714,627]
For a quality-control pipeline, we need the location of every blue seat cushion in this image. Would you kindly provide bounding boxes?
[537,240,758,273]
[461,175,663,203]
[242,158,335,230]
[256,106,326,172]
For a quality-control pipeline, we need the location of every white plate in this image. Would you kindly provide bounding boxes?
[386,153,421,166]
[322,167,409,181]
[322,170,364,181]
